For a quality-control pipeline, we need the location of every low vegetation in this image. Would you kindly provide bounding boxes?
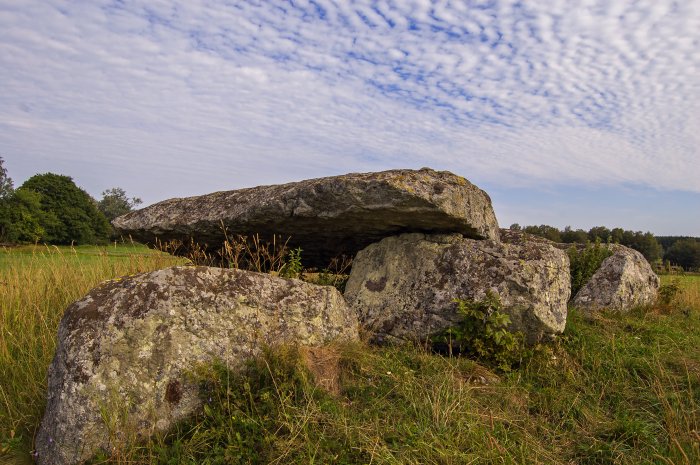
[1,245,699,464]
[568,239,613,296]
[101,294,700,465]
[431,291,525,372]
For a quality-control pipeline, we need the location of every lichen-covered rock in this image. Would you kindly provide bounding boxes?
[35,266,358,465]
[344,231,570,345]
[112,168,500,268]
[572,246,660,311]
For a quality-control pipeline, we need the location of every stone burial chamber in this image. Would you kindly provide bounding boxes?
[36,167,662,465]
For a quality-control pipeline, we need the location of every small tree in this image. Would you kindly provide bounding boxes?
[98,187,142,222]
[568,238,613,295]
[0,156,13,199]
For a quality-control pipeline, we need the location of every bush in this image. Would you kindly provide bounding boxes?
[568,238,612,296]
[656,279,681,312]
[432,291,525,372]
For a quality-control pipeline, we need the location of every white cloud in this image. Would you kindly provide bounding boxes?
[0,0,698,208]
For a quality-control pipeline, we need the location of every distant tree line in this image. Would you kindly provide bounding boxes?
[510,223,700,271]
[0,157,141,245]
[657,237,700,271]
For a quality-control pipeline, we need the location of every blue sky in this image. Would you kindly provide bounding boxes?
[1,0,699,235]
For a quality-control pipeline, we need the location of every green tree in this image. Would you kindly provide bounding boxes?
[0,156,13,199]
[610,227,625,244]
[20,173,110,244]
[0,188,45,243]
[665,239,700,270]
[588,226,612,243]
[629,232,663,262]
[98,187,142,222]
[522,224,562,242]
[561,226,588,243]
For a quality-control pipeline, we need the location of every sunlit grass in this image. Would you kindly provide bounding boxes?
[661,274,700,312]
[0,244,185,462]
[1,248,698,464]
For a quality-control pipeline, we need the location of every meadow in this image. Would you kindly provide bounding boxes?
[0,246,698,464]
[0,244,186,464]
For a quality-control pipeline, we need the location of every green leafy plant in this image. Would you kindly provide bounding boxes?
[568,238,613,296]
[279,247,303,279]
[0,430,22,455]
[433,291,525,372]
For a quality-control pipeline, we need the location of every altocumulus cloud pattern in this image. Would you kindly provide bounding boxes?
[1,0,699,200]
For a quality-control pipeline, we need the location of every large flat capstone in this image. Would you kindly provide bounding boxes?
[112,168,500,268]
[344,231,571,344]
[35,266,358,465]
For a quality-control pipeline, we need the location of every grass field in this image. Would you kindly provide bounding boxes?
[0,243,173,271]
[663,274,700,313]
[1,247,698,464]
[0,244,185,463]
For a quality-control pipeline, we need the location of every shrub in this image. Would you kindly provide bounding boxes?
[432,291,525,372]
[568,238,612,296]
[656,279,681,312]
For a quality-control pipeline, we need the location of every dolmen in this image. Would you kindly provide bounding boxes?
[36,168,659,464]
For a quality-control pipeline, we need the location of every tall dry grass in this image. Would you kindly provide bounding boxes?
[669,275,700,312]
[0,245,183,461]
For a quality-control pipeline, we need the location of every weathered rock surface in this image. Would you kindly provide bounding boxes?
[572,245,660,311]
[112,168,500,268]
[36,266,358,465]
[344,230,571,345]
